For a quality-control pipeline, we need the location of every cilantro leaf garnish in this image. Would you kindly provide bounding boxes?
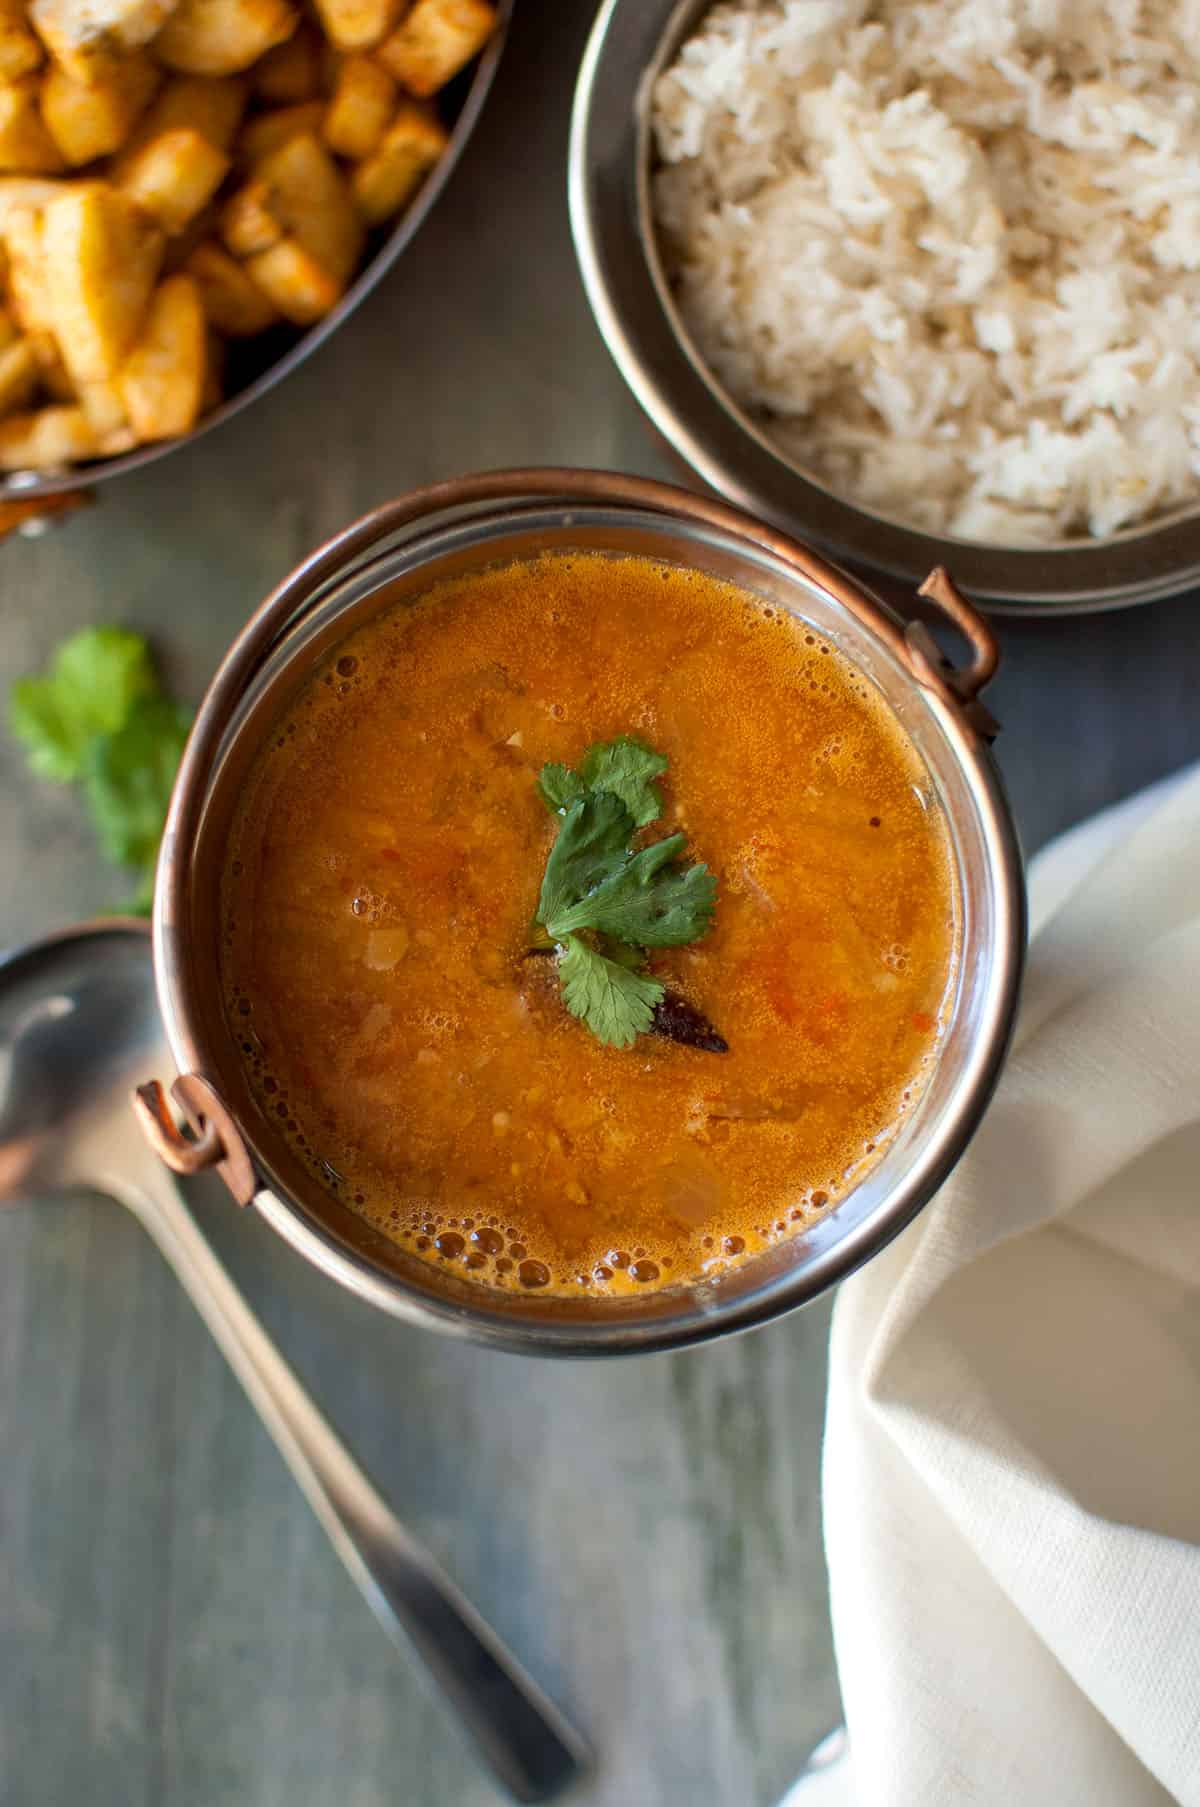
[537,790,633,929]
[558,935,664,1049]
[531,735,720,1049]
[8,627,190,915]
[537,763,588,814]
[579,735,668,827]
[545,832,717,947]
[10,627,157,782]
[82,696,193,868]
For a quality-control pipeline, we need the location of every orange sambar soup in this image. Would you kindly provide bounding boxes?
[222,553,958,1297]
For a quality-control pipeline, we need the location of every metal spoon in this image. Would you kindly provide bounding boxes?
[0,918,589,1804]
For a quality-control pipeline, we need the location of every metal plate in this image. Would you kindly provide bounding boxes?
[1,0,512,507]
[568,0,1200,614]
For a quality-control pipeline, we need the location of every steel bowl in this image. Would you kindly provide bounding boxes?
[0,2,511,514]
[136,467,1024,1355]
[568,0,1200,615]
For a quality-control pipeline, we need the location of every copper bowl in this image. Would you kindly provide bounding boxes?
[136,467,1025,1355]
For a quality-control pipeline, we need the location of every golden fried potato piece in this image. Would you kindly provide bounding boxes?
[244,235,336,322]
[41,182,163,381]
[76,371,136,447]
[350,98,446,225]
[220,173,277,252]
[0,335,39,413]
[127,71,247,152]
[156,0,298,76]
[118,270,206,438]
[0,303,15,348]
[311,0,400,52]
[244,129,361,280]
[376,0,494,97]
[29,0,180,83]
[186,238,276,332]
[40,54,159,164]
[0,0,45,83]
[0,79,66,172]
[117,124,229,231]
[3,203,57,331]
[78,370,124,431]
[238,96,323,163]
[0,402,96,468]
[254,20,320,101]
[322,52,393,160]
[0,173,66,229]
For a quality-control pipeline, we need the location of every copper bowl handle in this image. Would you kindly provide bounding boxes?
[895,566,1002,742]
[133,1072,257,1205]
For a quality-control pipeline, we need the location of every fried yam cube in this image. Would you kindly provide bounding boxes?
[0,402,96,468]
[117,124,229,231]
[0,335,39,413]
[29,0,180,82]
[0,0,45,83]
[0,79,65,172]
[219,173,276,251]
[238,96,323,163]
[40,54,158,163]
[322,52,393,159]
[311,0,400,52]
[376,0,494,98]
[41,183,163,381]
[156,0,298,76]
[228,130,361,282]
[350,99,446,225]
[186,237,275,331]
[118,270,205,438]
[129,71,246,151]
[3,202,58,331]
[77,369,128,435]
[244,235,335,322]
[254,21,320,101]
[0,173,66,227]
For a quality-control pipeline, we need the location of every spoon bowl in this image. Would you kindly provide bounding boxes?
[0,918,589,1804]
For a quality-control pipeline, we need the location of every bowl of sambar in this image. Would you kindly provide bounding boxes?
[139,469,1024,1354]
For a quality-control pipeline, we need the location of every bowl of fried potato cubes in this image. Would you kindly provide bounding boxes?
[0,0,506,493]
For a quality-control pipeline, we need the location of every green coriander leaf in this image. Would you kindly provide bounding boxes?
[598,935,644,971]
[537,791,633,929]
[580,735,669,828]
[558,934,664,1049]
[546,832,717,947]
[9,627,157,782]
[537,762,588,815]
[81,695,191,871]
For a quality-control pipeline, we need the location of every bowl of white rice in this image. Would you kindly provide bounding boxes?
[569,0,1200,611]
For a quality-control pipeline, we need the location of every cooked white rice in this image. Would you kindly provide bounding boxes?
[651,0,1200,545]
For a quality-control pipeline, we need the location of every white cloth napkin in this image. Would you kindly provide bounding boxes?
[791,765,1200,1807]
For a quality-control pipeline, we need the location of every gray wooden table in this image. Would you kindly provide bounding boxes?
[3,5,1200,1804]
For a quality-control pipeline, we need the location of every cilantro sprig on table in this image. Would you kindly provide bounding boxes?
[534,735,717,1049]
[9,627,191,915]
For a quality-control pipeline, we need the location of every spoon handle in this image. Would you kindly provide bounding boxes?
[102,1147,589,1805]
